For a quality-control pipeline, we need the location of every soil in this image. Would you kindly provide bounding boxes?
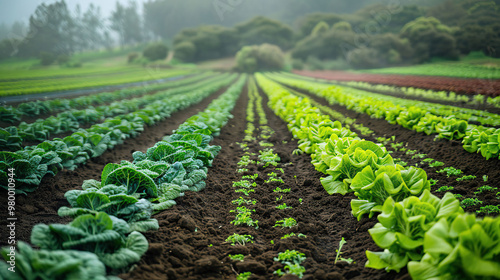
[1,77,498,280]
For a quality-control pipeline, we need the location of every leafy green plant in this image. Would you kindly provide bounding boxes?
[428,161,444,168]
[474,185,498,195]
[225,234,254,246]
[274,250,306,264]
[276,203,292,210]
[281,233,307,239]
[237,272,252,280]
[460,198,483,208]
[408,214,500,280]
[242,174,258,180]
[274,263,306,278]
[350,165,431,220]
[483,175,488,182]
[30,212,148,270]
[232,197,257,206]
[0,242,115,280]
[456,175,477,181]
[335,237,354,265]
[230,206,259,228]
[228,254,245,261]
[274,218,297,228]
[235,188,255,196]
[437,167,463,177]
[273,187,291,193]
[476,205,500,215]
[436,186,454,192]
[366,190,463,272]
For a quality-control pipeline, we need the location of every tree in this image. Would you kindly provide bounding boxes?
[110,1,143,47]
[311,21,329,36]
[236,43,285,73]
[18,0,76,57]
[400,17,459,62]
[235,16,294,50]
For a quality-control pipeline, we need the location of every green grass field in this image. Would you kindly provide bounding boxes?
[0,47,195,97]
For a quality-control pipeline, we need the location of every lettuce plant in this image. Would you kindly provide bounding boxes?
[408,214,500,280]
[350,165,431,220]
[366,190,463,272]
[0,242,119,280]
[31,212,148,270]
[59,181,159,233]
[321,140,394,196]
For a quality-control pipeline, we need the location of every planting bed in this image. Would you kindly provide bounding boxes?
[294,70,500,97]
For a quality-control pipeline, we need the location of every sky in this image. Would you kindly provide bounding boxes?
[0,0,146,25]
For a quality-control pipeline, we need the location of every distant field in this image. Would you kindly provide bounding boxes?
[363,55,500,79]
[0,48,194,96]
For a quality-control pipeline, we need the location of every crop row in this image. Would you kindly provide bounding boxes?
[0,68,194,97]
[0,71,211,122]
[293,70,500,97]
[281,72,500,110]
[267,73,500,160]
[0,74,238,194]
[255,73,500,279]
[0,75,247,279]
[0,73,227,151]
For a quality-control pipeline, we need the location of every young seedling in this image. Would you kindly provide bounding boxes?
[429,179,439,186]
[273,187,291,193]
[429,161,445,168]
[274,264,306,278]
[228,254,245,261]
[235,188,255,196]
[437,167,463,177]
[460,198,483,208]
[226,234,254,246]
[274,218,297,228]
[237,272,252,280]
[474,185,498,195]
[436,186,454,192]
[456,175,477,181]
[483,175,489,182]
[274,250,306,264]
[335,237,354,264]
[276,203,292,210]
[242,174,258,180]
[232,197,257,206]
[476,205,500,215]
[281,233,307,239]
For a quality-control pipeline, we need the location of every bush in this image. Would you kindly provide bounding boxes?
[56,54,70,65]
[401,17,459,62]
[236,43,285,73]
[128,52,139,63]
[291,59,304,70]
[311,21,329,36]
[347,47,381,69]
[39,51,56,66]
[173,41,196,62]
[143,42,168,61]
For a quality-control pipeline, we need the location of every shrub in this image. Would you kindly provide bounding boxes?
[128,52,139,63]
[236,43,285,73]
[143,42,168,61]
[56,54,70,65]
[173,41,196,62]
[347,47,381,69]
[311,21,329,36]
[39,51,56,66]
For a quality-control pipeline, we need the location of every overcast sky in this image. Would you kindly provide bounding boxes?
[0,0,146,25]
